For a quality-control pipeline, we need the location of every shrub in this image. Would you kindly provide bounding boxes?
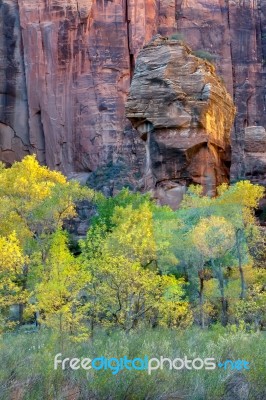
[0,327,265,400]
[169,32,184,41]
[193,49,218,64]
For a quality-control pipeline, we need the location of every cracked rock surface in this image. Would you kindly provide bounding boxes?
[126,36,236,207]
[0,0,265,192]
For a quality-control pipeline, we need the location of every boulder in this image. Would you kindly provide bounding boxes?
[126,36,236,207]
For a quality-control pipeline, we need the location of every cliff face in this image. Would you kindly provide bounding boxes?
[0,0,29,165]
[126,36,235,207]
[0,0,265,190]
[174,0,266,185]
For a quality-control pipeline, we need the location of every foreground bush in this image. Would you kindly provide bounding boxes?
[0,326,265,400]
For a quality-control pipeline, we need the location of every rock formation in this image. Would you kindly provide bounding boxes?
[0,0,30,166]
[173,0,266,184]
[126,36,235,207]
[244,126,266,186]
[0,0,265,192]
[222,372,250,400]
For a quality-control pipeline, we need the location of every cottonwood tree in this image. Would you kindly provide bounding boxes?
[0,155,94,243]
[35,230,91,344]
[176,181,264,324]
[0,155,94,326]
[0,233,28,330]
[192,216,235,325]
[80,201,192,334]
[216,181,265,299]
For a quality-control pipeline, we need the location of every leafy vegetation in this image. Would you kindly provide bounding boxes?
[0,327,265,400]
[192,49,218,64]
[169,32,184,41]
[0,156,265,399]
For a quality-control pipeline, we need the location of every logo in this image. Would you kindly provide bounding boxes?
[54,354,250,375]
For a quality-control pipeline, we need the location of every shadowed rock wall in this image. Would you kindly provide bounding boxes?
[0,0,265,190]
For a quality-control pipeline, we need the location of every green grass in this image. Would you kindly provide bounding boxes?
[0,326,265,399]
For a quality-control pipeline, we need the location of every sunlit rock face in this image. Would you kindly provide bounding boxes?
[126,36,236,208]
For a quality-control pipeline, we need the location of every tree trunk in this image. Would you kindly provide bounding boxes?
[18,304,24,325]
[212,260,228,326]
[198,271,205,329]
[236,230,246,299]
[18,264,28,325]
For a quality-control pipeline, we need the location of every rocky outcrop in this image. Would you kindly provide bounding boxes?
[126,36,235,207]
[0,0,265,191]
[244,126,266,186]
[222,372,250,400]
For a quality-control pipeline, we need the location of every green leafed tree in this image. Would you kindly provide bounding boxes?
[34,230,91,343]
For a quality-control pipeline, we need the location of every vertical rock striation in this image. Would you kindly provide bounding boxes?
[174,0,266,182]
[0,0,265,190]
[17,0,128,173]
[0,0,29,166]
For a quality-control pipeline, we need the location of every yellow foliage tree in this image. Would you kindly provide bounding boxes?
[0,233,28,331]
[107,203,157,266]
[35,230,91,342]
[217,180,265,299]
[0,155,94,328]
[192,216,235,325]
[80,203,191,333]
[0,155,94,242]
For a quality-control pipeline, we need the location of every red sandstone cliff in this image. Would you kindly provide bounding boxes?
[0,0,265,189]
